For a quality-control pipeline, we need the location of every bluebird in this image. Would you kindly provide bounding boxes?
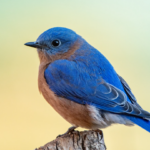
[25,27,150,135]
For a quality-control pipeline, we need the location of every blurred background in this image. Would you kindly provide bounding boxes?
[0,0,150,150]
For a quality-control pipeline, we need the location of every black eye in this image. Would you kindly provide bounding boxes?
[51,40,61,47]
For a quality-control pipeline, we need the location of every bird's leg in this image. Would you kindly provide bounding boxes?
[57,126,78,138]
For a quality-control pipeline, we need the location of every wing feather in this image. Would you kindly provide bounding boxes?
[45,60,150,119]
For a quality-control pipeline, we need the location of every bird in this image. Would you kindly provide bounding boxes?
[25,27,150,135]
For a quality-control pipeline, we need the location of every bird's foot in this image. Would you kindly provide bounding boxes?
[57,126,78,138]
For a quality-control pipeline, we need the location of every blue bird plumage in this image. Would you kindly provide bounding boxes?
[25,27,150,133]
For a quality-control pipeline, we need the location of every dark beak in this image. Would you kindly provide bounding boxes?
[24,42,43,49]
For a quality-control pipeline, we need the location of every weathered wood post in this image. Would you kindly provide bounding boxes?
[36,130,106,150]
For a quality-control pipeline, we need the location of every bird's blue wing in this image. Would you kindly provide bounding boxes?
[45,59,150,119]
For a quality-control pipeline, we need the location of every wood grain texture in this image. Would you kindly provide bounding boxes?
[36,130,106,150]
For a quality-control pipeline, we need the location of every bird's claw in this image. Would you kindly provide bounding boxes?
[56,126,77,138]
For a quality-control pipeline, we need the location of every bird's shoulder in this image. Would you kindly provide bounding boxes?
[44,50,124,93]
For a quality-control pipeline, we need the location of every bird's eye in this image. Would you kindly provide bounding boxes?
[51,40,61,47]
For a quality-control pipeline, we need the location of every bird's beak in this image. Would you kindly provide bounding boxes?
[24,42,43,49]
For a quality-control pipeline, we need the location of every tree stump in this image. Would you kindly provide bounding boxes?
[36,129,106,150]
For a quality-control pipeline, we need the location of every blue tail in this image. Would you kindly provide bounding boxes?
[128,116,150,132]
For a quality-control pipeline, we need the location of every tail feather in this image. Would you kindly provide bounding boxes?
[128,116,150,132]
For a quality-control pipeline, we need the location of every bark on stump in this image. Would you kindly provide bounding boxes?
[36,129,106,150]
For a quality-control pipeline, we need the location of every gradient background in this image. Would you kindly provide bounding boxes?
[0,0,150,150]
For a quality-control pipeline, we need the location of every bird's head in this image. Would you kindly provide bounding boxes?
[25,27,82,63]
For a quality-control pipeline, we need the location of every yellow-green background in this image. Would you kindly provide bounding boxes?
[0,0,150,150]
